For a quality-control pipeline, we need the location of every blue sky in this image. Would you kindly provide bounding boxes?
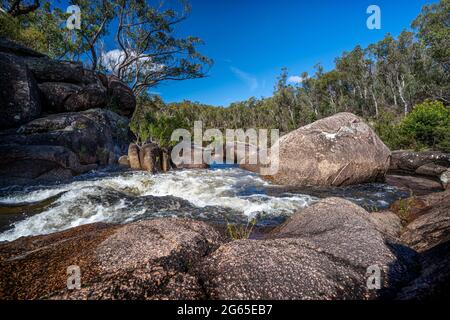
[57,0,435,106]
[155,0,434,106]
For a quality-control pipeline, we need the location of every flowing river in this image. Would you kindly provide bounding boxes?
[0,166,409,242]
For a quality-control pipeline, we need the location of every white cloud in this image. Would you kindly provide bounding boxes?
[101,49,125,74]
[288,75,306,84]
[230,66,258,92]
[100,49,164,76]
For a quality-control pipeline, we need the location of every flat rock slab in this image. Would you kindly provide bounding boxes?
[0,218,223,300]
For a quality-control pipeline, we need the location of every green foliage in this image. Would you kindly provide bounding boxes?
[1,0,448,154]
[226,219,256,240]
[400,100,450,152]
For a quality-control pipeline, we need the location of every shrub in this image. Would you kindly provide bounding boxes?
[400,100,450,152]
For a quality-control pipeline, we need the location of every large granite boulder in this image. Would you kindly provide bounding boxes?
[0,218,223,299]
[2,195,448,300]
[260,112,391,187]
[139,143,160,173]
[128,143,141,170]
[0,38,136,184]
[23,56,109,114]
[0,109,129,184]
[199,198,417,300]
[0,52,41,129]
[392,190,450,252]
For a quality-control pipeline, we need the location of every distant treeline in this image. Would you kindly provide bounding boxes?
[132,0,449,152]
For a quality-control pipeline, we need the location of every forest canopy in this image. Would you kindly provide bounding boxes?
[133,0,449,152]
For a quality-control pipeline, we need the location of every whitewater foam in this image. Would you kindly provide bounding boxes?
[0,168,316,241]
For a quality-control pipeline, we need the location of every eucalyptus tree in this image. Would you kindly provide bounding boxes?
[98,0,212,96]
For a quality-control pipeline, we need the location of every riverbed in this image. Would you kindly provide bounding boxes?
[0,166,409,242]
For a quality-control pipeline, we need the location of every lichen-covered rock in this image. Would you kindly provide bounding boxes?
[368,211,403,238]
[38,82,82,113]
[0,109,129,184]
[39,82,107,113]
[0,218,223,300]
[0,109,128,165]
[201,238,371,300]
[261,113,391,187]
